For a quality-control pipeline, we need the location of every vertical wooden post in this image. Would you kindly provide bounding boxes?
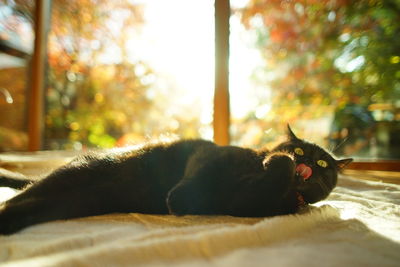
[28,0,50,151]
[214,0,230,146]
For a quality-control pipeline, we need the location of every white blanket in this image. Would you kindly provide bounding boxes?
[1,175,399,267]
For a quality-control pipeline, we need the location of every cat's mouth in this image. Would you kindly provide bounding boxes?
[295,163,312,181]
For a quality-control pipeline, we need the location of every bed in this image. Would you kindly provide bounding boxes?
[0,153,399,267]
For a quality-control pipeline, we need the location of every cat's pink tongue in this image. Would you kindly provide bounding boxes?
[296,164,312,180]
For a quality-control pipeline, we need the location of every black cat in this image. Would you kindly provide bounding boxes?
[0,126,352,234]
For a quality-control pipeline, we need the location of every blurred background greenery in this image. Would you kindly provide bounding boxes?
[230,0,400,159]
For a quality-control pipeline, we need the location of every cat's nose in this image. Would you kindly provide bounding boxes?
[305,160,317,168]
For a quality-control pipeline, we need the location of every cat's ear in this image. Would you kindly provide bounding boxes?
[287,124,300,141]
[336,158,353,169]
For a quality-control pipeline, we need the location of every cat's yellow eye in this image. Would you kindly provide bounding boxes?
[317,160,328,168]
[294,147,304,156]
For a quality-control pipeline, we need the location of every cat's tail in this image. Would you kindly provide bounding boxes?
[0,168,33,189]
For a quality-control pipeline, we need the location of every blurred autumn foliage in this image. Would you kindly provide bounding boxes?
[45,0,208,149]
[45,0,149,149]
[2,0,399,157]
[232,0,400,157]
[240,0,400,105]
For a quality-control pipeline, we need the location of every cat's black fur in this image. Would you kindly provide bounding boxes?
[0,126,352,234]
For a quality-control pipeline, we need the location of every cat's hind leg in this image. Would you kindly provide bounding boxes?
[0,167,123,235]
[166,177,214,216]
[0,184,116,235]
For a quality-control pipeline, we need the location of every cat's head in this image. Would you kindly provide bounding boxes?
[273,125,353,204]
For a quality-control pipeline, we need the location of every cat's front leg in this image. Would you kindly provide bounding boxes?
[261,151,297,191]
[261,152,300,213]
[228,152,298,217]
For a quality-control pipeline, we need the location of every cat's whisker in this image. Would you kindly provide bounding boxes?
[316,178,330,195]
[331,137,349,154]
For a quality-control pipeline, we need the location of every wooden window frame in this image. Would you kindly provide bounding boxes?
[28,0,50,151]
[28,0,399,172]
[213,0,230,146]
[0,39,30,59]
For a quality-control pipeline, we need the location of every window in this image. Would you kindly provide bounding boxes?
[1,0,399,170]
[230,0,400,161]
[45,0,214,150]
[0,0,34,151]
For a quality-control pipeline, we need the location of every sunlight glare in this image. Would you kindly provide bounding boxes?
[0,187,17,202]
[127,0,215,115]
[90,0,266,138]
[229,14,269,119]
[94,0,215,138]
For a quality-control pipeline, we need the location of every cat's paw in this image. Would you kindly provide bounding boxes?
[262,152,296,172]
[261,152,297,190]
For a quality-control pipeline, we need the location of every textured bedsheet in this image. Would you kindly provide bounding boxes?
[0,175,399,267]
